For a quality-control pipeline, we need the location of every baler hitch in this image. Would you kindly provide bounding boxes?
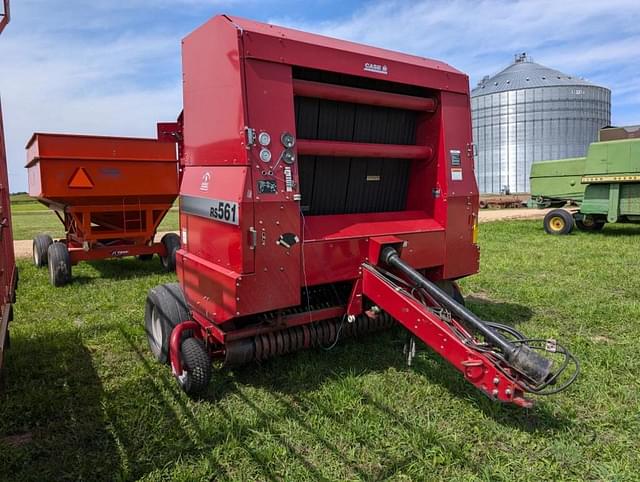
[375,247,579,401]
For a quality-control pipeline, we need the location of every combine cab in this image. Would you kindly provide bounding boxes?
[26,131,180,285]
[531,129,640,234]
[0,0,17,375]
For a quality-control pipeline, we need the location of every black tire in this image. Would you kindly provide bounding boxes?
[176,337,211,396]
[575,215,605,232]
[435,280,465,307]
[33,234,53,267]
[160,233,180,272]
[47,242,71,287]
[137,254,154,261]
[145,283,190,364]
[543,209,574,235]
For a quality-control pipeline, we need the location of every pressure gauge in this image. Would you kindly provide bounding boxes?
[259,148,272,163]
[281,132,295,148]
[282,149,295,165]
[258,131,271,146]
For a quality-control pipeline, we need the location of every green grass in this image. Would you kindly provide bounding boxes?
[1,220,639,481]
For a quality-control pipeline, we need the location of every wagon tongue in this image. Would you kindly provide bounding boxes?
[359,247,577,404]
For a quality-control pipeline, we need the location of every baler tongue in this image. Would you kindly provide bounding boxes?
[360,247,578,405]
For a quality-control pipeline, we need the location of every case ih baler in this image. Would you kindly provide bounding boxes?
[141,15,577,406]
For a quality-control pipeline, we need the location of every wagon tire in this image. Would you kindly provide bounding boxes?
[176,337,211,396]
[575,215,605,232]
[145,283,190,364]
[33,234,53,267]
[160,233,180,272]
[543,209,574,235]
[47,242,71,286]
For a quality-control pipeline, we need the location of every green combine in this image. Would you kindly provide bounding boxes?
[530,126,640,234]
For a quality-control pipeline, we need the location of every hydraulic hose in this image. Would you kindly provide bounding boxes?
[380,247,553,384]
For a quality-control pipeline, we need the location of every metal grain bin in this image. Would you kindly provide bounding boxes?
[471,53,611,194]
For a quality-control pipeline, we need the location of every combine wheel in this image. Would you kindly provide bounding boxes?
[575,215,605,232]
[145,283,190,364]
[47,242,71,286]
[543,209,574,235]
[160,233,180,272]
[33,234,53,267]
[176,337,211,395]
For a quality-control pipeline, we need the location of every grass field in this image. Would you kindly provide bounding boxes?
[9,195,179,240]
[1,220,639,481]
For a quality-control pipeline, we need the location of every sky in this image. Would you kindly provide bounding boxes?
[1,0,639,191]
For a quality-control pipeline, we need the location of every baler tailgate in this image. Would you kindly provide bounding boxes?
[361,264,530,406]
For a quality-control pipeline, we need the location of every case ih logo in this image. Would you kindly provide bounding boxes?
[364,62,388,75]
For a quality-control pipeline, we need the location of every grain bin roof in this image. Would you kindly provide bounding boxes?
[471,53,598,97]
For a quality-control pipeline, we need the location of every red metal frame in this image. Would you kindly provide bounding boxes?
[168,15,543,405]
[26,132,178,265]
[0,0,14,374]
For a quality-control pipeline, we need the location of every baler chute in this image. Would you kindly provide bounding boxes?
[141,15,578,406]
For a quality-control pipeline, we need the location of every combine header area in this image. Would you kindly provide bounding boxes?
[0,0,17,375]
[137,15,577,406]
[26,131,180,285]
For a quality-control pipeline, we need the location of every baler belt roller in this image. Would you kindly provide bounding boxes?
[361,248,578,406]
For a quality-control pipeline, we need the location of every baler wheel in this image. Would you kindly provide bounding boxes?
[575,215,605,232]
[543,209,574,235]
[160,233,180,272]
[47,242,71,287]
[33,234,53,267]
[145,283,190,364]
[177,337,211,395]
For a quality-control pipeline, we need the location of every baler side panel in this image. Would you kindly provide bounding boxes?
[242,59,301,311]
[439,91,479,279]
[182,16,248,166]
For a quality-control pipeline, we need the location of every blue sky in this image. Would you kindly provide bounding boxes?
[1,0,639,191]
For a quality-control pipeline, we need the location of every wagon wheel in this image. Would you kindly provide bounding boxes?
[543,209,574,235]
[575,215,605,232]
[160,233,180,272]
[47,242,72,286]
[33,234,53,267]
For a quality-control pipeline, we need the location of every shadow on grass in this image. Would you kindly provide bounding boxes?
[72,257,169,285]
[597,225,640,237]
[0,329,120,481]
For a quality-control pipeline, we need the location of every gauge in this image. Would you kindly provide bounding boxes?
[282,149,295,165]
[258,132,271,146]
[281,132,295,148]
[259,148,272,163]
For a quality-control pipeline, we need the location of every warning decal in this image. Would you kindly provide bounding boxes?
[68,168,94,188]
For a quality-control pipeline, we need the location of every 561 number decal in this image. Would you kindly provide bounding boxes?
[209,201,239,225]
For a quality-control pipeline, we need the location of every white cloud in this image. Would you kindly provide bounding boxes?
[1,0,639,191]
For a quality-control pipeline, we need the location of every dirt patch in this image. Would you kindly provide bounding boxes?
[591,335,614,344]
[479,208,551,223]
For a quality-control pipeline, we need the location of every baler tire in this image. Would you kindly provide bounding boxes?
[33,234,53,268]
[47,242,71,287]
[145,283,190,364]
[575,216,605,232]
[177,337,211,396]
[543,209,574,235]
[160,233,180,272]
[137,254,154,261]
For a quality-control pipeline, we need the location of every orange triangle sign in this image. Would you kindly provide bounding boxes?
[68,168,94,188]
